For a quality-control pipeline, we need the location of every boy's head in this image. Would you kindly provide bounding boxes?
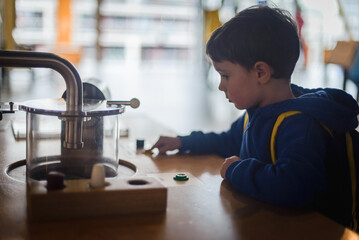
[206,5,300,80]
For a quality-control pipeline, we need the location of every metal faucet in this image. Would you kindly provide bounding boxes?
[0,50,84,149]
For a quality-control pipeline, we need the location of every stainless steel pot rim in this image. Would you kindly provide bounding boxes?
[19,98,125,117]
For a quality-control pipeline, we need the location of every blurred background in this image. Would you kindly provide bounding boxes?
[0,0,358,136]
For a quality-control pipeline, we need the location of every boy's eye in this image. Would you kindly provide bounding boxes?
[221,75,229,80]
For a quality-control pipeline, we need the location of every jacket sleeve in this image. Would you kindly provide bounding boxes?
[225,115,327,207]
[178,113,246,158]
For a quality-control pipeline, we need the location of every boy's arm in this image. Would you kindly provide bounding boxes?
[225,115,327,208]
[179,114,246,158]
[150,136,182,154]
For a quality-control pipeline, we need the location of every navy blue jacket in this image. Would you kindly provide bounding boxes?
[179,84,359,227]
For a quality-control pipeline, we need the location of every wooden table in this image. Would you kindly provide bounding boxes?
[0,114,358,240]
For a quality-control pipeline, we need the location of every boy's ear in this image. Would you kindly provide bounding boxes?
[254,61,273,84]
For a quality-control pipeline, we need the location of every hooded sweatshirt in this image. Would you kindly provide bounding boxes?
[179,84,359,228]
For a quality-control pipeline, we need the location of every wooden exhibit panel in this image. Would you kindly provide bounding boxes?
[27,176,167,221]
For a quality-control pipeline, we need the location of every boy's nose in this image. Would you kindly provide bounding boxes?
[218,81,226,92]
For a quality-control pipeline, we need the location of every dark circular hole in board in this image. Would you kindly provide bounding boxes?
[128,179,148,185]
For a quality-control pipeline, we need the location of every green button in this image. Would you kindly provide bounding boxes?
[173,173,189,181]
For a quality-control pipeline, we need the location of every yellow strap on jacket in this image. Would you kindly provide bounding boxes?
[346,132,358,231]
[242,111,357,230]
[270,111,302,164]
[243,111,301,164]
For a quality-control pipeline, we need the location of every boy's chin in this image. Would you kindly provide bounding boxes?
[232,102,248,110]
[233,103,244,110]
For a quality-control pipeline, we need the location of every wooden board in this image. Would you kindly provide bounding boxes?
[27,176,167,221]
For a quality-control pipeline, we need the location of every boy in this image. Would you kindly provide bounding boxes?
[151,5,359,230]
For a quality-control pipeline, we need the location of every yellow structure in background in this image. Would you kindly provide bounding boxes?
[53,0,82,65]
[57,0,72,44]
[203,9,222,43]
[3,0,16,50]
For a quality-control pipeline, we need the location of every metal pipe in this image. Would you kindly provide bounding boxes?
[0,50,83,149]
[107,98,140,109]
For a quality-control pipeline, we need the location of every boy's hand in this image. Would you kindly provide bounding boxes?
[220,156,240,179]
[150,136,182,155]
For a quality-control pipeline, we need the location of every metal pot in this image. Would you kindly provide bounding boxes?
[0,50,139,181]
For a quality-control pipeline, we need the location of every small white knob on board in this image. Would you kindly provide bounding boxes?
[90,163,107,188]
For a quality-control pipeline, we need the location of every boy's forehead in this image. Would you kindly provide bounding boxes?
[213,61,228,68]
[213,60,236,71]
